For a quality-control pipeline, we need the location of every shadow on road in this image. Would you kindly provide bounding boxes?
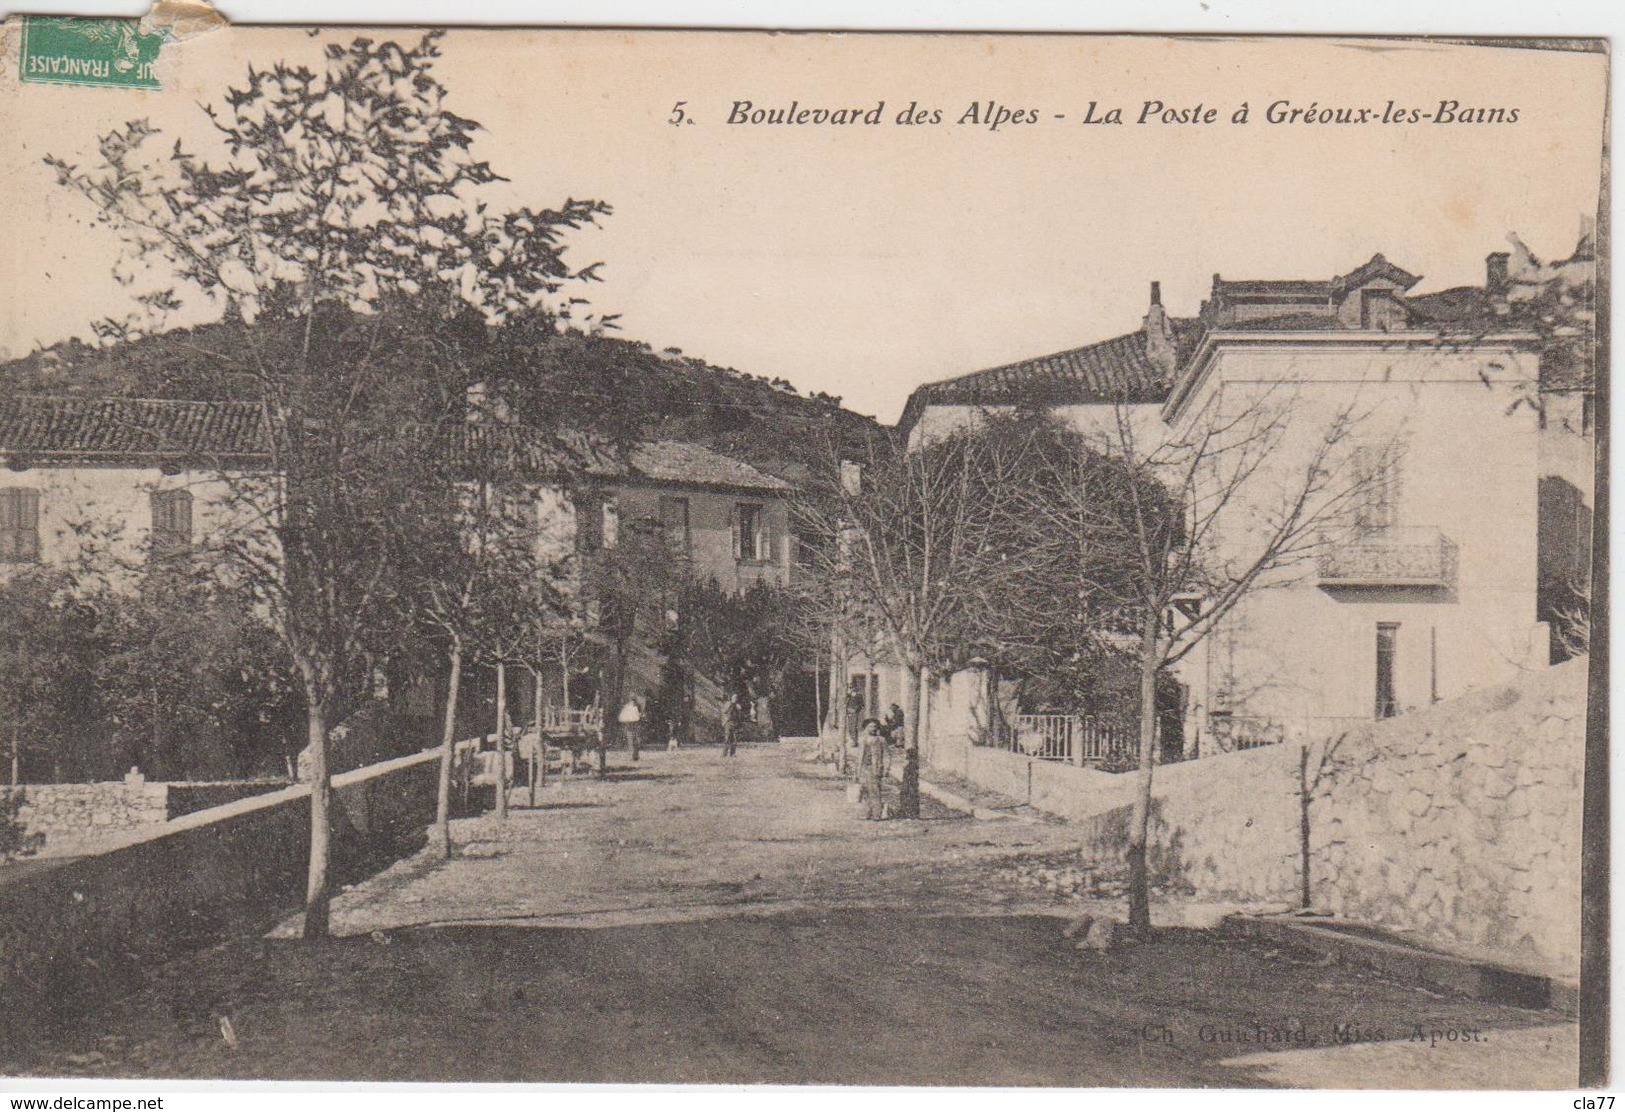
[5,908,1570,1088]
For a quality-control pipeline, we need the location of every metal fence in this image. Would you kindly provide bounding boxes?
[991,711,1376,765]
[997,714,1140,768]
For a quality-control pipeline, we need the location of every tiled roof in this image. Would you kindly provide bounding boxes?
[1331,254,1421,293]
[0,397,793,494]
[900,250,1585,431]
[1211,279,1331,298]
[899,322,1196,432]
[1404,286,1493,325]
[0,396,267,460]
[461,423,621,480]
[1222,313,1344,332]
[627,440,794,493]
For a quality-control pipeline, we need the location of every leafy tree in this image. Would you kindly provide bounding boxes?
[682,580,801,710]
[47,32,608,936]
[97,572,303,780]
[0,566,108,782]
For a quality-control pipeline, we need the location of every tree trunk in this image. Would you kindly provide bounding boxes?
[813,645,823,743]
[302,696,332,940]
[150,678,161,776]
[433,642,462,861]
[495,661,509,820]
[531,665,544,805]
[1125,611,1161,937]
[919,665,933,765]
[898,663,922,819]
[1299,743,1313,910]
[601,642,623,779]
[833,641,848,776]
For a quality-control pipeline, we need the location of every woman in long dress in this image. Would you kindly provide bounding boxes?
[857,718,887,821]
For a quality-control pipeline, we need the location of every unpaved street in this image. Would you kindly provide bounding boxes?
[4,742,1576,1086]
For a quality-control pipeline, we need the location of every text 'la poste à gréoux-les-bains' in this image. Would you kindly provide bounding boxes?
[711,98,1520,130]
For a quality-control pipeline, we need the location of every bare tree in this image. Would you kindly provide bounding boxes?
[801,427,1045,817]
[47,33,608,936]
[410,425,562,854]
[1033,388,1390,935]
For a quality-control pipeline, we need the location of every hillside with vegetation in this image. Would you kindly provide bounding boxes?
[0,315,883,488]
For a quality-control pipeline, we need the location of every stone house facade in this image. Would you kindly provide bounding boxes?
[0,395,794,597]
[0,396,264,587]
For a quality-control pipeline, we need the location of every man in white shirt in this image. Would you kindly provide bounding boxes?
[618,696,643,762]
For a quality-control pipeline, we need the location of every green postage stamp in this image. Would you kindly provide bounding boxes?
[18,16,165,89]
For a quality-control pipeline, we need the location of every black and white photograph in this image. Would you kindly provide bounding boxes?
[0,12,1609,1097]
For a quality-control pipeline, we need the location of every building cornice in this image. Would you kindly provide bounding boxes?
[1161,329,1545,424]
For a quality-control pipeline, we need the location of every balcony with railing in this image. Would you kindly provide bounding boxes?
[1317,526,1458,589]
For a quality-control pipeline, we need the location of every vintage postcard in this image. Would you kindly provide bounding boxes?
[0,16,1607,1096]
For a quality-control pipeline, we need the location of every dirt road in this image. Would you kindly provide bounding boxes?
[2,742,1576,1086]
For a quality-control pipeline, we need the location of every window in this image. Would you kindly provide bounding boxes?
[500,489,540,544]
[660,496,691,557]
[1360,288,1404,331]
[1375,623,1400,719]
[150,488,193,554]
[577,493,617,552]
[1352,447,1400,531]
[733,502,767,562]
[0,487,40,563]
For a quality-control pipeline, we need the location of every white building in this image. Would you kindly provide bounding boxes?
[891,240,1591,759]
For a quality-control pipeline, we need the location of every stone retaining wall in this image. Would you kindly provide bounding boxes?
[1308,660,1585,975]
[10,776,288,857]
[12,775,169,851]
[0,746,458,1044]
[925,659,1587,977]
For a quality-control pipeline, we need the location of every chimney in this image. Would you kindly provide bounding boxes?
[1142,280,1178,380]
[1575,214,1597,260]
[1486,252,1511,315]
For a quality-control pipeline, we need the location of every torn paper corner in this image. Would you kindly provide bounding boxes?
[138,0,228,44]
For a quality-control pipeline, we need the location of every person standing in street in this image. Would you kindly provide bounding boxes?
[722,691,747,758]
[857,718,887,821]
[843,685,865,747]
[618,695,643,762]
[841,684,865,774]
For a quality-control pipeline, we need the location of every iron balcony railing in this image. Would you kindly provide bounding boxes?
[1317,526,1458,589]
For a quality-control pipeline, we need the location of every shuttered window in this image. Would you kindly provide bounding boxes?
[733,502,767,562]
[0,487,41,563]
[1352,447,1400,531]
[150,488,194,554]
[660,496,691,557]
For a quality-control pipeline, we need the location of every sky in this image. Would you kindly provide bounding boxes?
[0,28,1608,423]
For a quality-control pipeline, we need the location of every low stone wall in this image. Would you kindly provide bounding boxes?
[10,776,289,856]
[925,659,1587,978]
[12,776,169,852]
[0,746,455,1044]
